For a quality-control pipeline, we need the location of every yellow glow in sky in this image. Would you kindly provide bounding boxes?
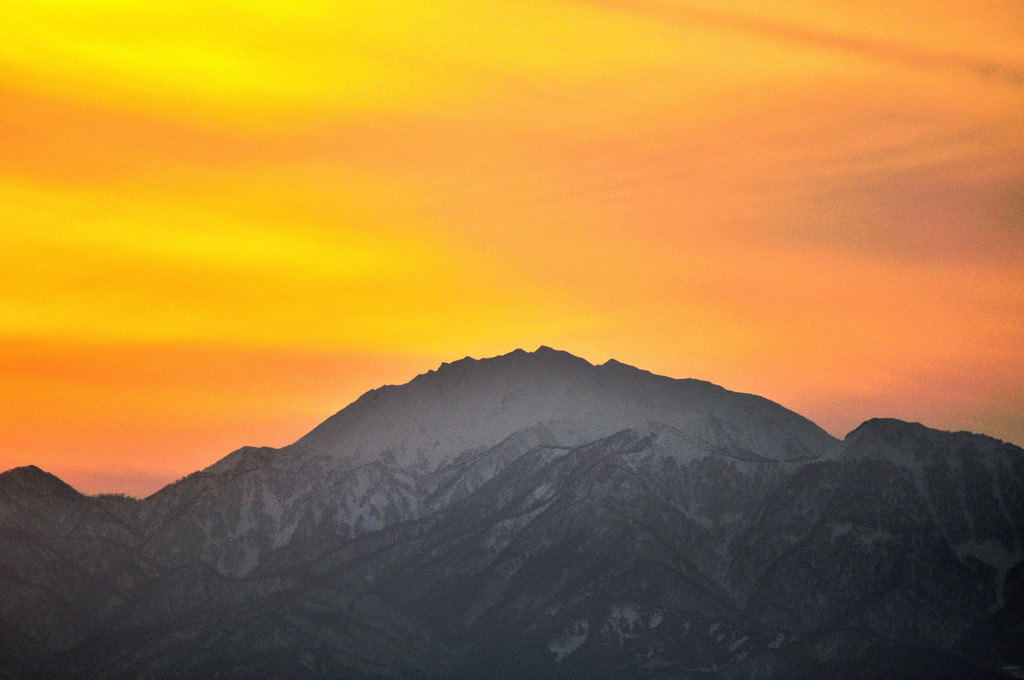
[2,0,1022,495]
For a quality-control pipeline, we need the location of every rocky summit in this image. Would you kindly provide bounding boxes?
[1,348,1021,679]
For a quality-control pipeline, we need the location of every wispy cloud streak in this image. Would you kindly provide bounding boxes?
[597,0,1024,87]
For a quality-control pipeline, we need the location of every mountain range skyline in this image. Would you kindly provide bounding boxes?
[4,346,1018,498]
[3,0,1022,497]
[2,345,1020,679]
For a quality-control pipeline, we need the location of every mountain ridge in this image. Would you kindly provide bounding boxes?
[289,346,834,471]
[1,347,1021,679]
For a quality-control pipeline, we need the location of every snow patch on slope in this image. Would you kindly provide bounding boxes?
[549,619,589,661]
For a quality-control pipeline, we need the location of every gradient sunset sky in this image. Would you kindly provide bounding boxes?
[2,0,1022,496]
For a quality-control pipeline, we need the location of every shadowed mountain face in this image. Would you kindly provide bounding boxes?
[1,348,1021,680]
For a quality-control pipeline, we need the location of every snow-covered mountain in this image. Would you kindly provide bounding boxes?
[282,346,833,469]
[0,348,1021,679]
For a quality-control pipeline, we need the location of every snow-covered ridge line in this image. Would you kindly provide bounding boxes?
[285,346,835,471]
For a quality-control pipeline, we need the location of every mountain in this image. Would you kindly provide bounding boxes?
[1,347,1021,680]
[288,346,833,467]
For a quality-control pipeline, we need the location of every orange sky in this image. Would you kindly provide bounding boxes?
[2,0,1022,496]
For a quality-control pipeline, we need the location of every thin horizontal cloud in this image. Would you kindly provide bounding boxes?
[596,0,1024,87]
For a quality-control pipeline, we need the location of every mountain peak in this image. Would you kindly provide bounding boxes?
[1,464,54,483]
[438,346,592,369]
[289,348,835,469]
[0,465,81,499]
[839,417,1018,468]
[845,417,927,441]
[533,344,581,359]
[843,417,993,447]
